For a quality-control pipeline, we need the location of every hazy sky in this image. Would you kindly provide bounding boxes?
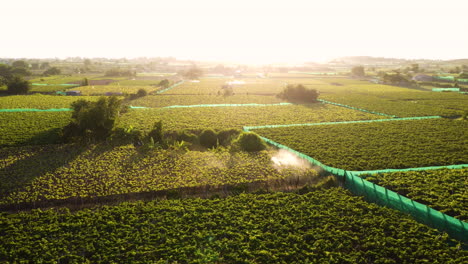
[2,0,467,63]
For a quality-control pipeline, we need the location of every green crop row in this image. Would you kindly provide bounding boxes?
[0,144,314,205]
[119,103,381,131]
[0,189,465,263]
[255,119,468,171]
[130,94,285,107]
[167,78,286,95]
[321,93,467,117]
[0,95,99,109]
[0,112,71,146]
[362,168,468,221]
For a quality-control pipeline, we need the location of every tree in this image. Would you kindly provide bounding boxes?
[182,67,203,79]
[351,66,365,77]
[43,67,61,76]
[7,76,30,94]
[62,97,122,141]
[12,60,28,68]
[0,64,13,85]
[277,84,319,103]
[159,79,170,88]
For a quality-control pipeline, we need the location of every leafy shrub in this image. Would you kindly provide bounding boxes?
[277,84,319,103]
[110,126,143,146]
[147,121,164,145]
[235,132,267,152]
[177,130,198,144]
[217,129,241,146]
[199,129,218,148]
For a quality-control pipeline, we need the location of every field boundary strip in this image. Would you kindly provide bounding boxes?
[129,102,293,109]
[155,80,185,94]
[244,128,468,243]
[317,99,398,118]
[0,108,72,112]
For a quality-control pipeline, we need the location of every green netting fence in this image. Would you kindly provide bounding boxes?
[433,76,455,81]
[432,88,460,92]
[155,81,185,94]
[458,78,468,83]
[246,128,468,243]
[0,108,72,112]
[243,116,441,131]
[318,99,398,118]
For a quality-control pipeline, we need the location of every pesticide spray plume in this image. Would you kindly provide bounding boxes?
[271,149,312,171]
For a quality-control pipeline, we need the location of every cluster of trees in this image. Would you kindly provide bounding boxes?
[0,63,31,94]
[181,67,203,79]
[62,97,267,152]
[277,84,319,103]
[380,72,417,87]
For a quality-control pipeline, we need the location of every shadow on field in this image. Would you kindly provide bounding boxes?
[0,143,87,201]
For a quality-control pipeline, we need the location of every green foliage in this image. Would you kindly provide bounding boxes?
[351,66,365,76]
[199,129,218,148]
[0,189,465,263]
[235,132,267,152]
[119,104,380,132]
[82,77,89,86]
[159,79,170,88]
[0,145,298,205]
[42,67,61,76]
[0,112,71,146]
[176,130,198,144]
[147,120,164,145]
[256,119,468,171]
[277,84,319,103]
[136,88,147,97]
[62,97,121,141]
[12,60,28,68]
[6,76,30,94]
[217,129,241,146]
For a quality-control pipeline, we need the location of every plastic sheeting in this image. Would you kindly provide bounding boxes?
[318,99,398,117]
